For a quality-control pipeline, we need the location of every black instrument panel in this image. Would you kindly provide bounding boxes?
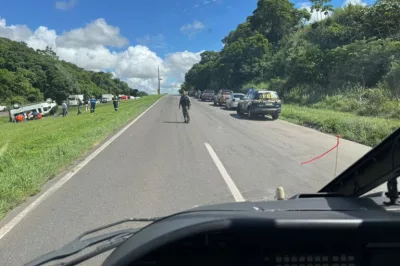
[131,228,399,266]
[103,201,400,266]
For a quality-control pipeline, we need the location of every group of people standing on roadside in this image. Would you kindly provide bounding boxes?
[61,95,120,117]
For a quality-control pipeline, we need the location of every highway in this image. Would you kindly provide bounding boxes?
[0,95,374,265]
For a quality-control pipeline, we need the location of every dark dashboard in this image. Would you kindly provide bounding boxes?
[134,229,363,266]
[132,226,400,266]
[104,197,400,266]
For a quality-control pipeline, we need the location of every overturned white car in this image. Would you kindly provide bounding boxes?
[9,99,57,121]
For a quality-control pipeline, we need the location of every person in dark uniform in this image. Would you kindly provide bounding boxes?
[179,90,191,123]
[90,96,96,113]
[77,98,83,115]
[113,95,119,111]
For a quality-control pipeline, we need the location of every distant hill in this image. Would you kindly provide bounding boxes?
[0,37,145,105]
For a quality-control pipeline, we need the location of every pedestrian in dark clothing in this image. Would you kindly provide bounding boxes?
[77,98,83,115]
[179,91,191,123]
[90,97,96,113]
[113,95,119,111]
[62,101,68,117]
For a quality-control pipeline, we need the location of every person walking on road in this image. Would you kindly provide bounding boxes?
[90,96,96,113]
[113,95,119,111]
[62,101,68,117]
[179,90,191,123]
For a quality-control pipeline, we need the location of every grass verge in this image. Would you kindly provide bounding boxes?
[280,104,400,147]
[0,95,162,220]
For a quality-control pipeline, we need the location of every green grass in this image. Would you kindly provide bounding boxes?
[280,104,400,147]
[0,95,162,219]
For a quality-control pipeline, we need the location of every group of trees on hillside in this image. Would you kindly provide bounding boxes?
[181,0,400,117]
[0,38,148,105]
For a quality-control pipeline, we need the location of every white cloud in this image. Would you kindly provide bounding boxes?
[56,18,128,48]
[180,20,205,37]
[115,45,165,79]
[0,18,32,41]
[183,0,217,12]
[126,77,178,95]
[0,17,201,94]
[298,2,333,23]
[164,51,202,80]
[55,0,77,11]
[343,0,367,7]
[57,46,118,71]
[26,26,57,50]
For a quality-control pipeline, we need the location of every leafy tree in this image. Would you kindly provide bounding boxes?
[182,0,400,108]
[249,0,310,46]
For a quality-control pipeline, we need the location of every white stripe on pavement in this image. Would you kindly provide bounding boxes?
[0,96,164,241]
[204,142,245,202]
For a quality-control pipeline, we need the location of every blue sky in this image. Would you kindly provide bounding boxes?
[0,0,374,93]
[1,0,260,53]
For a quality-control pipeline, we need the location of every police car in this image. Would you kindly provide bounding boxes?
[236,89,282,120]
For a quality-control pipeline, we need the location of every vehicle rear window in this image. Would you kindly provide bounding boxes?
[233,94,244,99]
[204,90,214,93]
[222,91,232,94]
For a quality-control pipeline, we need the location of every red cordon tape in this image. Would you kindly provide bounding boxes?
[301,135,341,165]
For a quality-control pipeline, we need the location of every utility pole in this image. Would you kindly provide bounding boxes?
[157,66,161,95]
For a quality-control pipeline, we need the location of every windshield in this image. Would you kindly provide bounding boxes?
[1,0,399,265]
[233,94,245,99]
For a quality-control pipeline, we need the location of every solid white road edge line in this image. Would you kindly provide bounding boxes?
[204,142,245,202]
[0,96,164,240]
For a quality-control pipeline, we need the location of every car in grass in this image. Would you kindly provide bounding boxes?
[225,93,245,109]
[9,99,58,122]
[237,89,282,120]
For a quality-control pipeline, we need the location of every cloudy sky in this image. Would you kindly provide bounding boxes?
[0,0,372,94]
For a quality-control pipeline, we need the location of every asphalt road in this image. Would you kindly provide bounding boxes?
[0,95,380,265]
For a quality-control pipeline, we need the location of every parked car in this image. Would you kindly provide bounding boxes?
[195,90,201,99]
[214,89,233,106]
[225,93,245,109]
[201,89,214,101]
[237,89,282,120]
[213,93,219,105]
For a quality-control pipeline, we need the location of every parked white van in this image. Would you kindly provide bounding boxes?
[101,94,113,103]
[67,95,84,106]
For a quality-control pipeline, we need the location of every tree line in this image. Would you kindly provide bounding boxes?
[0,37,148,106]
[181,0,400,118]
